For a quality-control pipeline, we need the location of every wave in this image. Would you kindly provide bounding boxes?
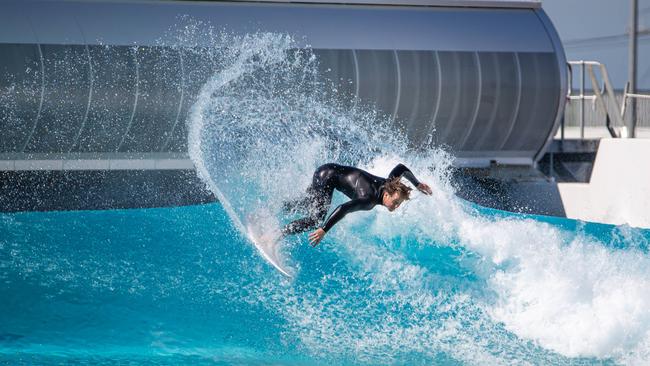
[1,26,650,366]
[184,28,650,364]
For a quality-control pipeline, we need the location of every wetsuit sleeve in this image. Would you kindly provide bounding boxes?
[321,198,374,232]
[388,163,421,187]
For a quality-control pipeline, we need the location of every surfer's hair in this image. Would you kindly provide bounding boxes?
[384,177,412,200]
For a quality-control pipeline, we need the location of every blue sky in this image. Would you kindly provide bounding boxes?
[542,0,650,89]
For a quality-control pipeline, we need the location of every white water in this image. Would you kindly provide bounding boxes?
[181,26,650,365]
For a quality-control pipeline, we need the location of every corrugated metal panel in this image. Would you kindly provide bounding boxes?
[0,0,564,168]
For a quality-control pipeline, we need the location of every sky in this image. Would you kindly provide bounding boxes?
[541,0,650,89]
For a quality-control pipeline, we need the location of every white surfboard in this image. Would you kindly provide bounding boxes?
[245,209,294,278]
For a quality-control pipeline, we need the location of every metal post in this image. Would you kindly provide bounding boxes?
[580,61,585,139]
[628,0,638,138]
[550,151,554,180]
[563,63,570,143]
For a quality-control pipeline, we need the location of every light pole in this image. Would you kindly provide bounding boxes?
[628,0,638,137]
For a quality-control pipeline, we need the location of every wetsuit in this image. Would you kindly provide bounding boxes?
[281,163,421,235]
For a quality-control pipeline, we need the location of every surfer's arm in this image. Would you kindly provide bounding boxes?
[388,163,421,186]
[388,163,432,195]
[309,198,373,247]
[321,198,374,233]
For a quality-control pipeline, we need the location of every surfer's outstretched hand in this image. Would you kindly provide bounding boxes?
[309,228,326,247]
[417,183,433,195]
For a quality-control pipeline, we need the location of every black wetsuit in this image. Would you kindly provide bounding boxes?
[281,163,421,235]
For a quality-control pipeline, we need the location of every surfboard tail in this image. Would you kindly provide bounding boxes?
[245,209,295,278]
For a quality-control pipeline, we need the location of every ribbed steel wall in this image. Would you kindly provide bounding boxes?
[0,0,567,167]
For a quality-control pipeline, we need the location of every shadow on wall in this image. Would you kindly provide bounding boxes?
[452,167,567,217]
[0,170,215,212]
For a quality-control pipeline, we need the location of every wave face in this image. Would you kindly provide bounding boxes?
[2,30,650,365]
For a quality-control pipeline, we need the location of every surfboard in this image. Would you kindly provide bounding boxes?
[245,209,294,278]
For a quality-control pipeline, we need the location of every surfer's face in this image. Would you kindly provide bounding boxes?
[384,191,406,212]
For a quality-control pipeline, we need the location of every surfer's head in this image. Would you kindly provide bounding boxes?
[382,177,412,212]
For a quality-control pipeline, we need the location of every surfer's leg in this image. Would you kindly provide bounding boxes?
[281,195,311,214]
[281,164,336,215]
[281,200,326,235]
[281,216,320,235]
[281,184,333,236]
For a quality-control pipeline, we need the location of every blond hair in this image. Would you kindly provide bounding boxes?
[384,177,412,200]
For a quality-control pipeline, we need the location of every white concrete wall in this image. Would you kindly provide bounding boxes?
[558,138,650,228]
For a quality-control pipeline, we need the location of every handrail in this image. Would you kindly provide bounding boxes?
[566,60,622,139]
[622,81,650,125]
[626,93,650,99]
[586,62,623,138]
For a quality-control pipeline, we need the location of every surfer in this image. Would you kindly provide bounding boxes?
[281,163,432,246]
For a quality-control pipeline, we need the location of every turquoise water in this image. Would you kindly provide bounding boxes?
[0,203,301,365]
[1,202,649,365]
[3,28,650,365]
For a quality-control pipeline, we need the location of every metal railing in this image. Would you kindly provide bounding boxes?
[622,80,650,121]
[565,60,650,140]
[566,60,623,139]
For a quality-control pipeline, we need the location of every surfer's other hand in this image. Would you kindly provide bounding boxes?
[309,228,326,247]
[417,183,432,195]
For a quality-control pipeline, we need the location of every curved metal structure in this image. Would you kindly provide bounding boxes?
[0,0,566,169]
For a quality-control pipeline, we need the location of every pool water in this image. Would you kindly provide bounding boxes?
[2,29,650,365]
[2,200,649,365]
